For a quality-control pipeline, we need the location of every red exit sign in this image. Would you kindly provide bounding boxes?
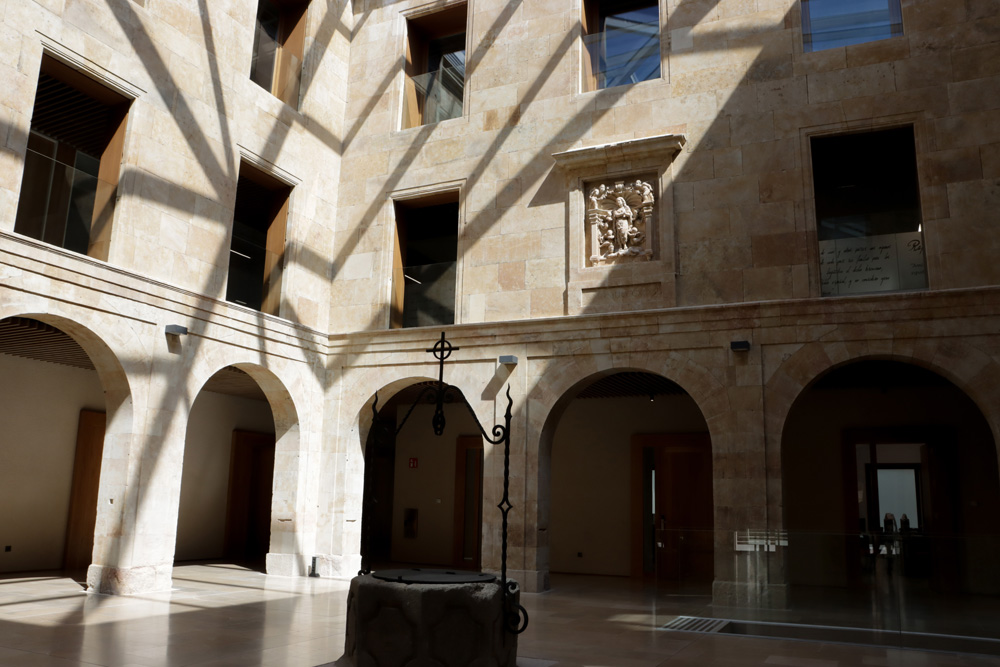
[408,458,418,469]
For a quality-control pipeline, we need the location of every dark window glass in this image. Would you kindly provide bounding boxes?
[584,0,660,90]
[812,127,927,296]
[393,200,459,328]
[802,0,903,52]
[422,34,466,125]
[404,5,467,128]
[250,0,281,92]
[14,65,127,259]
[225,171,289,314]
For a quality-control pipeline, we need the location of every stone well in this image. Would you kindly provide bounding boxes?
[343,569,518,667]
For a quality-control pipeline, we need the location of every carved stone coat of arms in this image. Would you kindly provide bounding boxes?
[587,180,654,266]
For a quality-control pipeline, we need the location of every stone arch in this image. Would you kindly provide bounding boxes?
[0,309,135,425]
[531,353,731,448]
[355,375,437,460]
[0,308,135,581]
[355,374,487,571]
[765,338,1000,459]
[188,358,303,435]
[527,351,730,591]
[773,342,1000,597]
[183,359,303,574]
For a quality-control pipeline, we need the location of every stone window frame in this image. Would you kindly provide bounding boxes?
[579,0,669,94]
[394,0,471,132]
[382,179,468,328]
[15,36,146,264]
[799,116,933,298]
[224,146,301,317]
[552,134,684,316]
[248,0,310,108]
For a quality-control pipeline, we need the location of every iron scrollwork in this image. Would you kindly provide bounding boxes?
[361,332,528,636]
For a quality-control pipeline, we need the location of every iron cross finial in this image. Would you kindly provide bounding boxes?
[426,332,459,435]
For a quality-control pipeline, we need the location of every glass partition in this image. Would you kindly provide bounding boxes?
[406,63,465,126]
[619,526,1000,655]
[802,0,903,52]
[401,261,456,328]
[582,2,660,89]
[14,146,111,256]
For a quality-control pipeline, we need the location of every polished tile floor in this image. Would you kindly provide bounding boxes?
[0,565,998,666]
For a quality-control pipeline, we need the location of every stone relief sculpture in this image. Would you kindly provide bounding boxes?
[587,179,654,265]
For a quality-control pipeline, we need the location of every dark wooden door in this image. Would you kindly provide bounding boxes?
[632,434,714,584]
[64,410,105,571]
[224,430,275,568]
[452,436,483,570]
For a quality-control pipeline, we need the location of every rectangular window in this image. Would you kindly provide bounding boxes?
[14,55,130,261]
[403,4,467,129]
[802,0,903,52]
[583,0,660,91]
[391,193,459,328]
[250,0,307,107]
[226,163,290,315]
[813,126,927,296]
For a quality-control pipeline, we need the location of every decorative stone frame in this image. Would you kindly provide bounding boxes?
[552,133,685,316]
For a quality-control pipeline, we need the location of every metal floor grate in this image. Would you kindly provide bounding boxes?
[662,616,730,633]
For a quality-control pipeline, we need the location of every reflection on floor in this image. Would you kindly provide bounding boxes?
[0,566,998,666]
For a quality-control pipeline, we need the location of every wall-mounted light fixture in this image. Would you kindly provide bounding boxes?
[165,324,188,336]
[498,355,518,367]
[730,340,751,352]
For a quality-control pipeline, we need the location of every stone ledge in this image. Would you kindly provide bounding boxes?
[552,134,687,171]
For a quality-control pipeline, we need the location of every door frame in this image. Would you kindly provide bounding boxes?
[452,435,484,569]
[629,433,712,579]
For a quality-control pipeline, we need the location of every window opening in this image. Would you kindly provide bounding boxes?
[226,164,290,315]
[14,56,130,261]
[801,0,903,52]
[249,0,307,107]
[583,0,660,91]
[391,194,459,328]
[403,4,467,128]
[812,126,926,296]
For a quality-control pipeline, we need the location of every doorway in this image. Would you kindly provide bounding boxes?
[176,366,277,571]
[224,430,275,567]
[361,383,484,570]
[453,436,483,569]
[548,370,711,581]
[63,409,106,572]
[631,434,713,587]
[0,317,108,576]
[782,359,1000,638]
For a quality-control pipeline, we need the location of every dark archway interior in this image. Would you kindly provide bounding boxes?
[0,317,105,579]
[548,370,713,590]
[361,383,484,571]
[176,366,275,572]
[782,360,1000,617]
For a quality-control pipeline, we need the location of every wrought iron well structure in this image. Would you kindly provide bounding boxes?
[361,332,529,637]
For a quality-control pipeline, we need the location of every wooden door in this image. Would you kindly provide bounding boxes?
[631,434,714,584]
[452,436,483,570]
[63,410,106,571]
[224,430,276,567]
